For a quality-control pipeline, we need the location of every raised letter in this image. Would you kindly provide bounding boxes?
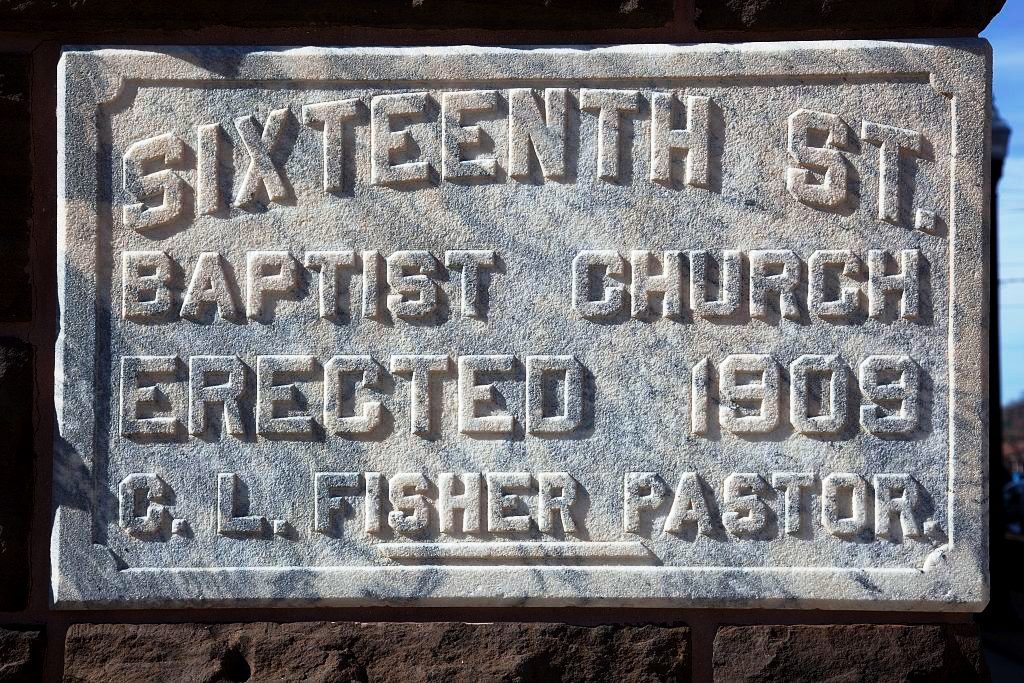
[689,250,741,318]
[371,93,432,186]
[572,250,626,319]
[809,250,861,319]
[196,124,224,215]
[822,473,868,538]
[118,473,172,536]
[233,109,290,207]
[723,473,769,536]
[650,93,710,188]
[314,472,360,535]
[691,357,711,435]
[386,250,440,320]
[439,472,482,533]
[787,109,850,209]
[623,472,667,533]
[361,249,385,321]
[486,472,532,533]
[873,473,922,539]
[302,98,363,192]
[217,473,269,537]
[188,355,246,438]
[364,472,383,534]
[305,250,357,320]
[663,472,714,536]
[323,355,385,436]
[458,355,515,435]
[246,251,299,321]
[719,354,780,434]
[859,355,920,436]
[123,133,188,231]
[631,250,683,319]
[181,252,242,322]
[445,250,497,319]
[790,354,849,435]
[442,90,499,181]
[750,249,801,321]
[772,472,815,536]
[255,354,316,439]
[388,473,431,535]
[538,472,578,534]
[868,249,920,320]
[526,355,582,436]
[580,89,640,183]
[861,121,923,224]
[120,355,180,438]
[122,251,174,322]
[391,354,450,437]
[508,88,568,181]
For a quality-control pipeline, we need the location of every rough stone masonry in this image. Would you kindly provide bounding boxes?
[53,42,989,611]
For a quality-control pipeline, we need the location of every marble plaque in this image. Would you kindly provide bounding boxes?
[54,42,990,609]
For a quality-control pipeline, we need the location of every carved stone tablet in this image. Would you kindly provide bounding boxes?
[55,42,990,609]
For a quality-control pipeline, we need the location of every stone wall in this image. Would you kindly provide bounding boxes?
[0,1,1004,679]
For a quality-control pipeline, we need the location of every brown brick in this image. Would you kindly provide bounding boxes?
[0,56,30,323]
[0,628,43,681]
[0,0,672,33]
[64,621,690,682]
[713,624,985,683]
[695,0,1004,34]
[0,339,32,611]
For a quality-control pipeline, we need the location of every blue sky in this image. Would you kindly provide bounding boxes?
[984,1,1024,403]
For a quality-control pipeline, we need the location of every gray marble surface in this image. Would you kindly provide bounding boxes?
[54,42,990,609]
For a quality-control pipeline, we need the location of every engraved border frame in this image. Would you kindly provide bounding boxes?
[54,41,991,610]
